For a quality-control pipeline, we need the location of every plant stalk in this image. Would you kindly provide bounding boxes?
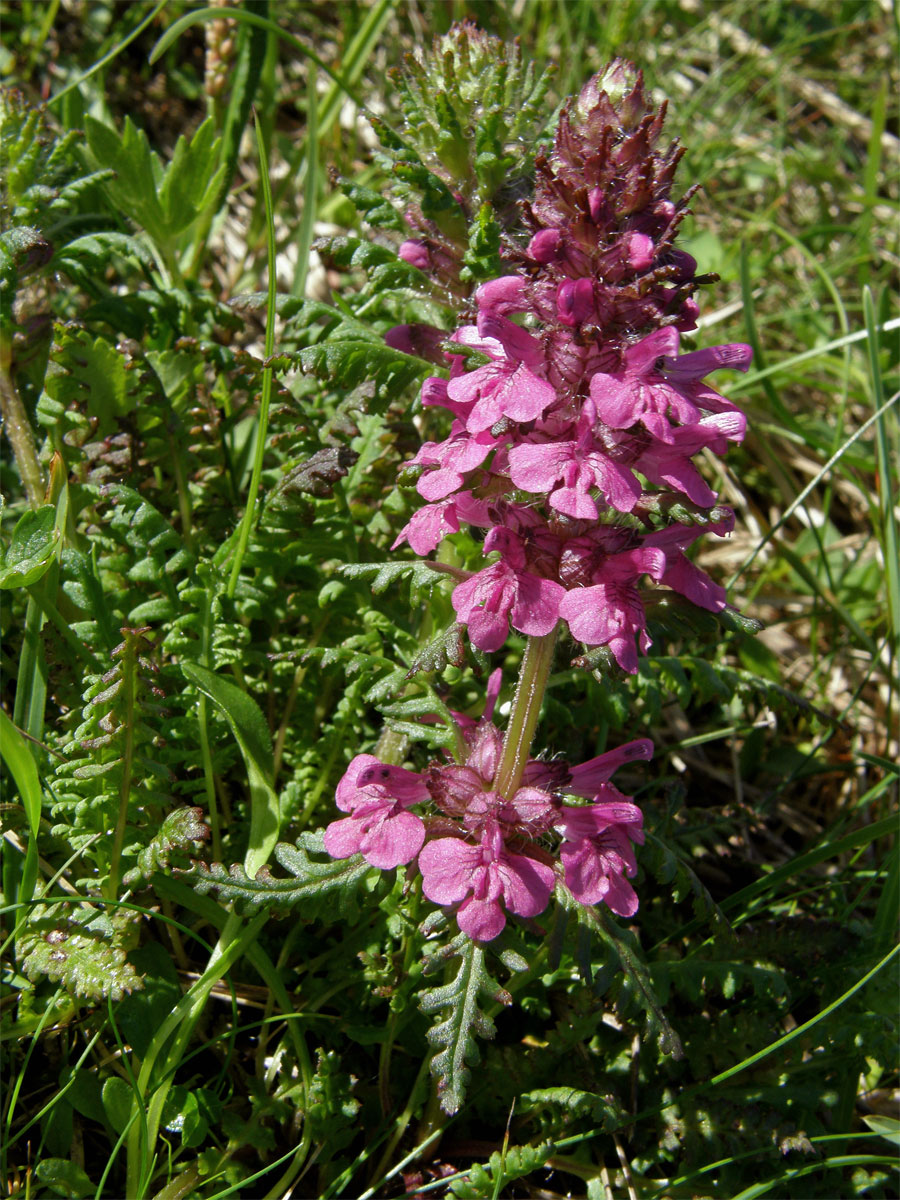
[493,626,559,799]
[0,341,45,509]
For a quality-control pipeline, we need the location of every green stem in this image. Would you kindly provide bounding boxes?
[0,343,44,509]
[226,113,277,600]
[493,627,559,799]
[106,634,138,902]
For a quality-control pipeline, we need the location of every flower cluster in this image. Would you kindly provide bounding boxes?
[394,61,751,672]
[325,673,650,941]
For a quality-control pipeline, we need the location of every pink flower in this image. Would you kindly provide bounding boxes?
[507,400,641,517]
[447,317,557,434]
[636,411,746,507]
[556,785,644,915]
[392,492,491,555]
[411,421,499,501]
[451,530,564,652]
[566,738,654,795]
[323,754,428,869]
[558,546,666,672]
[419,820,556,941]
[589,330,751,430]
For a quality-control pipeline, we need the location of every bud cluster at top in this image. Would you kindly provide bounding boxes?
[392,59,752,672]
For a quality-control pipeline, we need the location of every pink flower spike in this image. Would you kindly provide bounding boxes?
[567,738,654,796]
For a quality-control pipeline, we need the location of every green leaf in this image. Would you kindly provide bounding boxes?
[0,709,41,937]
[182,832,378,919]
[0,505,60,588]
[43,327,133,439]
[18,903,142,1000]
[862,1115,900,1147]
[122,806,210,887]
[85,115,224,247]
[419,935,504,1115]
[34,1158,94,1199]
[180,662,278,877]
[102,1075,135,1135]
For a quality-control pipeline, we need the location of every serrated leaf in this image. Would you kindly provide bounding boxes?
[122,806,210,887]
[181,833,377,919]
[340,559,447,596]
[18,903,142,1000]
[419,936,502,1115]
[85,115,224,247]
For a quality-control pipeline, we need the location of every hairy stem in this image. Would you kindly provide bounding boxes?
[0,342,44,509]
[493,626,559,799]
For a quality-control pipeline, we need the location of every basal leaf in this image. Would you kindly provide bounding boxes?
[18,903,142,1000]
[0,504,60,588]
[419,935,504,1115]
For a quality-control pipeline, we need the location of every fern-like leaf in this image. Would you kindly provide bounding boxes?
[18,902,142,1000]
[181,832,378,920]
[418,934,509,1114]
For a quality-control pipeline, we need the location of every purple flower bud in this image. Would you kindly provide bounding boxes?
[528,229,563,263]
[399,239,431,270]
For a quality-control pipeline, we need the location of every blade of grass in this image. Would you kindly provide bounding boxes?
[291,61,319,299]
[47,0,169,109]
[0,711,41,939]
[316,0,396,135]
[226,111,277,600]
[864,286,900,649]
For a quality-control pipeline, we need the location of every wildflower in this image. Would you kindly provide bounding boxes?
[323,754,428,869]
[419,818,556,942]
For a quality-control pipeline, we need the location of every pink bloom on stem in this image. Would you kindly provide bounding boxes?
[508,400,641,517]
[411,420,499,501]
[392,492,491,555]
[556,785,644,915]
[399,239,431,270]
[558,547,667,673]
[451,529,564,652]
[590,329,751,430]
[644,515,735,612]
[419,820,556,941]
[636,410,746,507]
[324,754,428,869]
[447,316,557,434]
[566,738,654,795]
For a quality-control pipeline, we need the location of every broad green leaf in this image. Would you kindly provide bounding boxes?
[0,505,60,588]
[34,1157,94,1199]
[180,662,279,876]
[102,1076,135,1136]
[862,1114,900,1147]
